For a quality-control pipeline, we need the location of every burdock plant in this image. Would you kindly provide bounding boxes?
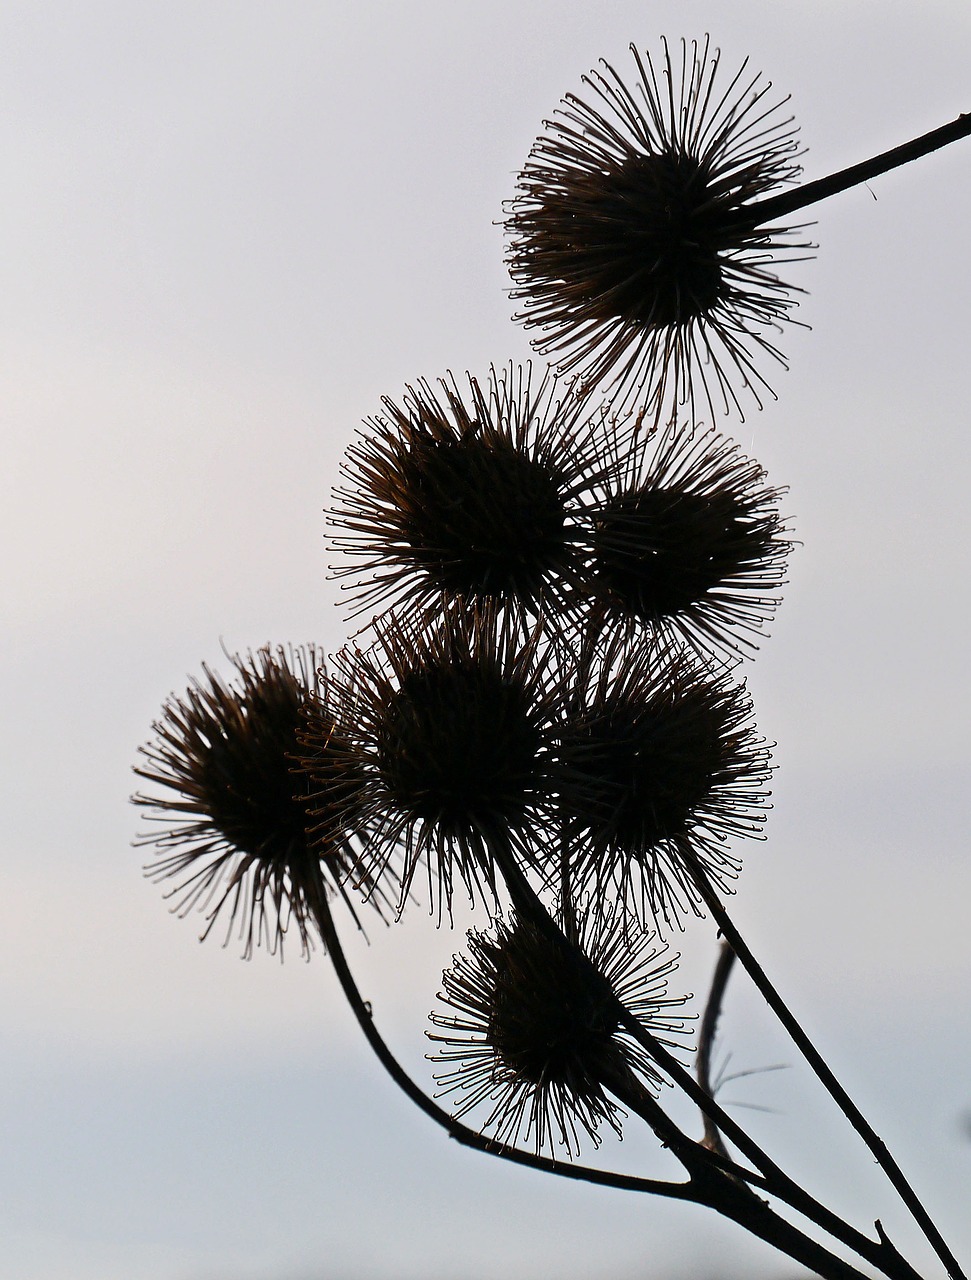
[303,603,559,915]
[133,645,386,958]
[587,423,790,657]
[428,909,690,1154]
[328,364,618,620]
[132,33,971,1280]
[549,634,771,928]
[505,36,811,428]
[506,35,971,431]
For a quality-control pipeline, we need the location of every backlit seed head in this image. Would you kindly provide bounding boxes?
[309,605,557,916]
[328,364,625,620]
[427,908,690,1155]
[505,36,812,428]
[133,646,378,959]
[551,636,771,928]
[589,424,790,658]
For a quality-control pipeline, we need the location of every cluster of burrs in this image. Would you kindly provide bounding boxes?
[133,36,970,1280]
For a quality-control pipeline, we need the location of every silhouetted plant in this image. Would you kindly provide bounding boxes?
[587,423,790,657]
[505,36,810,427]
[133,33,971,1280]
[133,645,386,958]
[428,908,689,1154]
[304,604,558,915]
[549,633,770,929]
[329,364,621,621]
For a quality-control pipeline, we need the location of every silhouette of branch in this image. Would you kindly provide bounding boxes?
[311,889,696,1200]
[697,939,737,1161]
[684,856,967,1280]
[742,112,971,225]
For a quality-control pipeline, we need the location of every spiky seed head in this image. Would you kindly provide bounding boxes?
[589,425,789,659]
[551,636,771,928]
[428,909,690,1155]
[132,645,376,959]
[505,36,812,428]
[310,605,556,916]
[328,364,626,620]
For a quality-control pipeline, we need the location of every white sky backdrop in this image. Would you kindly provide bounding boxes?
[3,2,971,1278]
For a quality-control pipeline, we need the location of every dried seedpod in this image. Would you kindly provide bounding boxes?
[550,634,771,929]
[133,645,381,959]
[428,908,690,1155]
[588,423,790,659]
[328,364,629,622]
[308,604,559,916]
[505,36,811,427]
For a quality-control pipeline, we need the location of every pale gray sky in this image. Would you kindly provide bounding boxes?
[4,3,971,1278]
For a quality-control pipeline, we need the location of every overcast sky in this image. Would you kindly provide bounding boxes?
[4,3,971,1278]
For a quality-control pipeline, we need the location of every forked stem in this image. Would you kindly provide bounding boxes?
[310,889,694,1199]
[685,859,966,1280]
[491,845,925,1280]
[602,1064,876,1280]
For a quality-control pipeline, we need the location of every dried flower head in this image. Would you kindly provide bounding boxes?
[307,605,556,915]
[505,36,811,426]
[133,645,376,959]
[427,909,690,1155]
[551,637,771,927]
[589,424,789,658]
[329,364,625,620]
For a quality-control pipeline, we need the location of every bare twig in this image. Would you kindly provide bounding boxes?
[697,939,738,1160]
[740,111,971,225]
[684,856,967,1280]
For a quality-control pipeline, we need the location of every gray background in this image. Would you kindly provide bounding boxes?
[3,2,970,1277]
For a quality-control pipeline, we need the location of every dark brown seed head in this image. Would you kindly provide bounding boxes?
[427,909,690,1155]
[589,425,789,658]
[329,365,624,619]
[133,646,377,959]
[551,637,771,928]
[318,605,557,914]
[506,36,812,427]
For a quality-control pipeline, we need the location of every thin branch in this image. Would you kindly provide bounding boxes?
[492,846,926,1280]
[602,1064,876,1280]
[740,111,971,225]
[697,938,737,1160]
[310,889,695,1201]
[684,857,967,1280]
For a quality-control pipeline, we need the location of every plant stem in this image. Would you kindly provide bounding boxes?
[310,888,695,1200]
[742,112,971,225]
[491,845,927,1280]
[319,889,894,1280]
[686,860,966,1280]
[696,938,737,1160]
[604,1067,876,1280]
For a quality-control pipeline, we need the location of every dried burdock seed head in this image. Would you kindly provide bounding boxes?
[133,645,378,959]
[328,364,626,620]
[551,637,771,929]
[590,425,790,658]
[505,36,812,427]
[312,605,556,916]
[427,908,690,1156]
